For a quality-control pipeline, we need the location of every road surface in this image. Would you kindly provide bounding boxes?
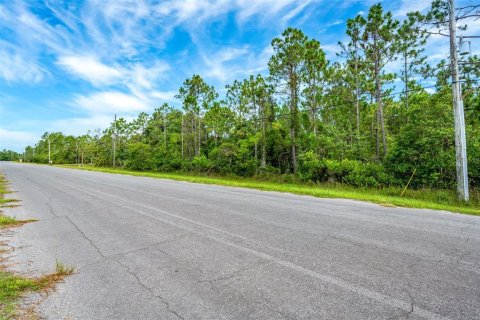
[0,162,479,319]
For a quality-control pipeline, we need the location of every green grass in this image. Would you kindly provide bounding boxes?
[0,271,41,319]
[57,164,480,216]
[0,215,18,227]
[0,173,32,228]
[0,174,20,228]
[0,261,75,319]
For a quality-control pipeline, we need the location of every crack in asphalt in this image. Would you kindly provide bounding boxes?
[76,232,189,272]
[113,232,191,258]
[457,249,473,264]
[406,290,415,316]
[115,259,185,320]
[50,176,452,320]
[64,215,105,258]
[196,261,271,285]
[262,303,296,320]
[45,196,59,218]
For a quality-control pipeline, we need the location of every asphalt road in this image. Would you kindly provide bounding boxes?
[0,162,479,320]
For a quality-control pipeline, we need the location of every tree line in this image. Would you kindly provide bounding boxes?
[16,2,480,190]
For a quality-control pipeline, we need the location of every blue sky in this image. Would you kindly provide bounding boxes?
[1,0,479,152]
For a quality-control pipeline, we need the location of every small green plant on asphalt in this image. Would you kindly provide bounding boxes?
[55,260,76,276]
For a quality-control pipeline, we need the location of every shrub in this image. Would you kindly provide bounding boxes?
[298,152,392,187]
[125,142,154,171]
[191,155,213,172]
[235,159,258,177]
[297,151,327,182]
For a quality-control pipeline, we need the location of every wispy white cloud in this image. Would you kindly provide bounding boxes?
[51,115,115,136]
[281,0,314,24]
[149,90,177,102]
[128,61,170,90]
[71,87,177,116]
[0,128,38,143]
[393,0,431,17]
[236,0,316,23]
[0,128,39,151]
[0,49,48,84]
[153,0,319,28]
[57,55,123,86]
[73,91,149,114]
[201,46,250,81]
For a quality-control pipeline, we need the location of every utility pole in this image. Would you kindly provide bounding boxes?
[449,0,469,201]
[112,114,117,167]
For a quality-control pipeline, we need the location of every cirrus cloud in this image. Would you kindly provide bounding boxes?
[73,91,149,114]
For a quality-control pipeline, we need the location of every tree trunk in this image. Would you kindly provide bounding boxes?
[291,88,298,173]
[192,115,196,158]
[379,96,387,156]
[374,50,387,158]
[312,108,317,137]
[163,114,167,149]
[197,116,202,156]
[355,44,360,139]
[375,109,380,160]
[181,115,184,159]
[404,50,409,110]
[261,123,266,168]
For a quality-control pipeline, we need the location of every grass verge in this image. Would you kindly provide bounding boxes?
[57,164,480,216]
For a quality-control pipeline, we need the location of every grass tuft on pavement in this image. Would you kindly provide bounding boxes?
[0,215,18,228]
[0,174,36,228]
[0,271,41,318]
[0,261,76,319]
[58,164,480,216]
[54,260,76,276]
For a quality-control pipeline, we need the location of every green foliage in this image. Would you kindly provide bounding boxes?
[0,150,21,161]
[386,91,456,188]
[125,142,154,171]
[191,155,213,172]
[298,151,391,187]
[20,2,480,201]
